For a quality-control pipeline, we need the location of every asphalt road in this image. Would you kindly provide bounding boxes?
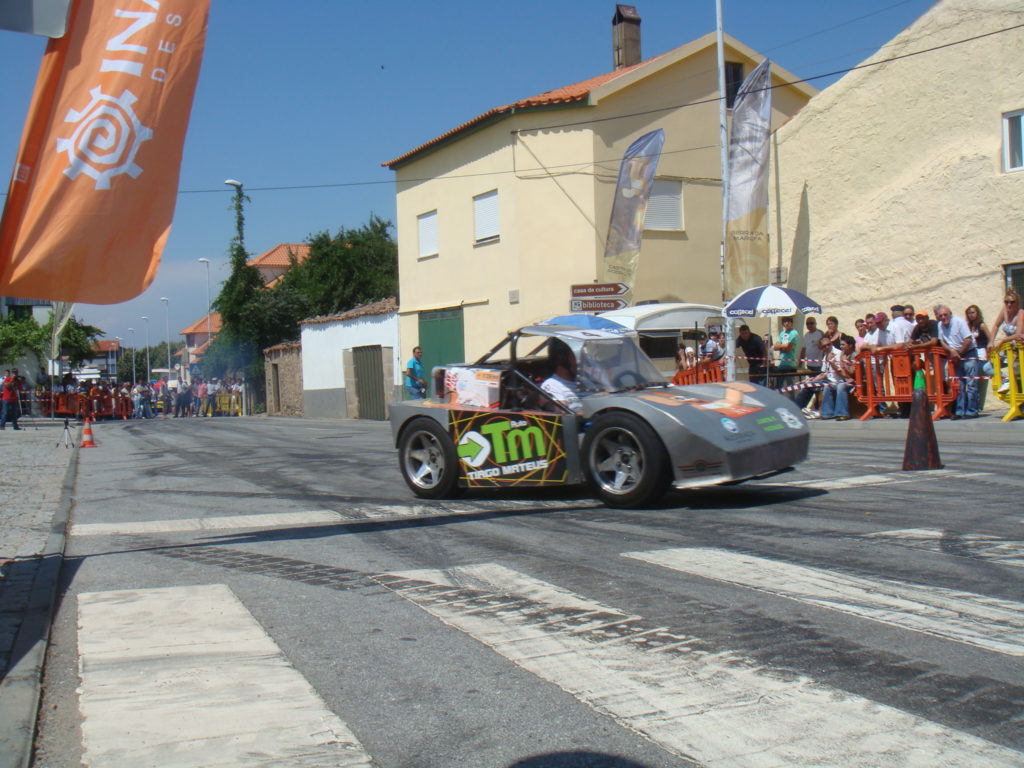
[33,415,1024,768]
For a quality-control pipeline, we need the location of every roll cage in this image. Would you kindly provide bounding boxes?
[462,324,666,413]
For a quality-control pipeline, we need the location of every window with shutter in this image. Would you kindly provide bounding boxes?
[417,210,438,258]
[473,190,500,244]
[643,179,684,231]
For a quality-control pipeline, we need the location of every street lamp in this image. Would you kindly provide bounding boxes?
[141,316,150,383]
[128,328,136,386]
[198,258,212,346]
[113,337,122,380]
[160,297,171,384]
[224,178,245,251]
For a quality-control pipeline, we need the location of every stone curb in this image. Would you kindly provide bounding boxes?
[0,430,80,768]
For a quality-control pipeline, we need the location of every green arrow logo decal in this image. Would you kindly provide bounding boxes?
[458,431,491,468]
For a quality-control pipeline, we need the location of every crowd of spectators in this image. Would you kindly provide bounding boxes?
[0,373,244,426]
[729,291,1024,420]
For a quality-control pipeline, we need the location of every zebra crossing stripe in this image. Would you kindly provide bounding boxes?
[623,548,1024,656]
[865,528,1024,568]
[766,469,990,491]
[70,499,598,537]
[385,563,1023,767]
[70,510,343,536]
[77,584,373,768]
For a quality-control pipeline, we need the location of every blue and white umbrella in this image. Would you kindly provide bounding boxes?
[537,314,631,333]
[724,285,822,318]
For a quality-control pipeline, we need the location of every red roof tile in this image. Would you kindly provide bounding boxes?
[91,339,121,353]
[382,59,651,168]
[179,311,222,336]
[247,243,311,269]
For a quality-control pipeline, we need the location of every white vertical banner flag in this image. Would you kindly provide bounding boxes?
[601,129,665,307]
[724,58,772,300]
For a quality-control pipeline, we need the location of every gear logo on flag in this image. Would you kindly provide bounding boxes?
[55,87,153,190]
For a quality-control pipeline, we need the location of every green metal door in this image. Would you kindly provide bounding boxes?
[353,345,386,420]
[417,308,465,392]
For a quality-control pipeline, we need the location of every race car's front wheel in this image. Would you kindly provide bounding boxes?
[582,412,669,508]
[398,418,460,499]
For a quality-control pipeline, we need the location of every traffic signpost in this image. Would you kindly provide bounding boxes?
[570,298,628,312]
[570,282,629,298]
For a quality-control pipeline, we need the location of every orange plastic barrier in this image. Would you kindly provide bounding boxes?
[990,340,1024,422]
[672,358,726,386]
[50,392,80,417]
[116,395,134,420]
[852,346,958,421]
[34,392,137,420]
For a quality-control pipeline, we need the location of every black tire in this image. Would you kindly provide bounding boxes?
[582,411,670,508]
[398,417,461,499]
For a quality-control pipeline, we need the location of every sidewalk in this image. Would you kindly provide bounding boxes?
[0,418,78,768]
[808,409,1023,445]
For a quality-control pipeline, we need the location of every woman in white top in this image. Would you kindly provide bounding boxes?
[989,290,1024,393]
[990,290,1024,346]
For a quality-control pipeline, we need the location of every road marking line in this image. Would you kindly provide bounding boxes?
[764,469,990,491]
[77,584,372,768]
[386,563,1023,767]
[866,528,1024,568]
[623,547,1024,656]
[70,510,343,537]
[71,498,597,537]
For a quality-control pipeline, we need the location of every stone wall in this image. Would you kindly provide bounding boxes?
[264,343,303,416]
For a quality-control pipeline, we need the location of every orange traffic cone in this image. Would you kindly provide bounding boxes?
[81,417,97,448]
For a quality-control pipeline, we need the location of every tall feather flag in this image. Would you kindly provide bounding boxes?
[724,58,773,300]
[600,129,664,307]
[0,0,209,303]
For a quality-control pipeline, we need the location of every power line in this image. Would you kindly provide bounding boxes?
[196,19,1024,193]
[515,21,1024,133]
[762,0,922,54]
[2,19,1020,199]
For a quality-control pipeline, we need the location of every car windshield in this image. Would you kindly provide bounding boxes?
[574,337,666,392]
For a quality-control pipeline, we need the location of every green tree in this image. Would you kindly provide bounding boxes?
[0,313,101,370]
[205,215,398,399]
[0,316,46,365]
[279,215,398,318]
[116,348,145,383]
[56,316,104,368]
[114,341,185,383]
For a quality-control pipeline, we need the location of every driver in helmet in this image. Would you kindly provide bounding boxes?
[540,339,584,414]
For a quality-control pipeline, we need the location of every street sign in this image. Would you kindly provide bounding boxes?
[570,282,629,298]
[570,298,628,312]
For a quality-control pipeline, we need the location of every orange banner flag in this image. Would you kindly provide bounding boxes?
[0,0,209,303]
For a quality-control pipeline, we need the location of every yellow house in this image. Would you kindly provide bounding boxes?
[771,0,1024,330]
[383,15,816,369]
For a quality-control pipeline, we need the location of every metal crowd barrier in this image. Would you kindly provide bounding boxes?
[852,346,958,421]
[206,392,242,416]
[990,340,1024,422]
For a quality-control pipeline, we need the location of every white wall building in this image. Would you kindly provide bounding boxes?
[299,298,402,419]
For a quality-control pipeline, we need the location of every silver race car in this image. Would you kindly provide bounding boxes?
[389,324,808,508]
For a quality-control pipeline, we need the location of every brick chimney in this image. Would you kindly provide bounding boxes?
[612,5,642,70]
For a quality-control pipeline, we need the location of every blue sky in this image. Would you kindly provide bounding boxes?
[0,0,937,344]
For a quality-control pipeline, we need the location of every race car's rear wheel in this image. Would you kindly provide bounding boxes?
[398,418,460,499]
[582,412,669,508]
